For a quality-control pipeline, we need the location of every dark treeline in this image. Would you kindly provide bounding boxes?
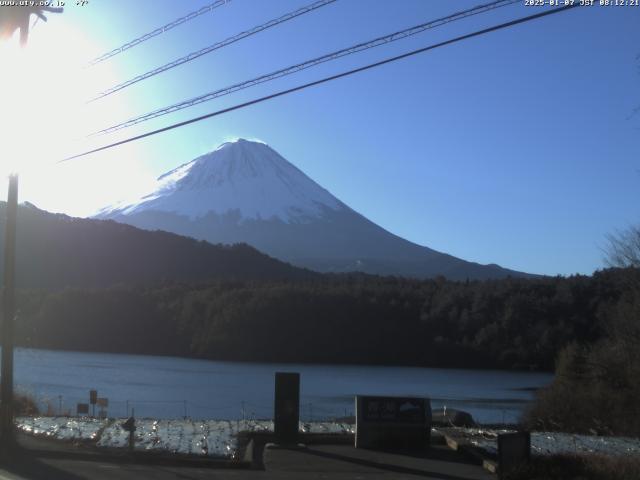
[14,268,638,371]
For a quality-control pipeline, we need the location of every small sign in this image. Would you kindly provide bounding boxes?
[122,417,136,432]
[89,390,97,405]
[97,397,108,408]
[77,403,89,415]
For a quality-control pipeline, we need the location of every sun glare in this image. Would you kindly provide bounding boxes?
[0,24,87,174]
[0,15,148,215]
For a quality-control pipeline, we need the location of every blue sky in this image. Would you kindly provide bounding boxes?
[8,0,640,276]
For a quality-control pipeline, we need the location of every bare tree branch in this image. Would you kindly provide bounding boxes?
[604,225,640,269]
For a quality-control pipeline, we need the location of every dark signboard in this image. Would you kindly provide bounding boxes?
[89,389,97,405]
[77,403,89,415]
[361,396,426,423]
[355,395,431,450]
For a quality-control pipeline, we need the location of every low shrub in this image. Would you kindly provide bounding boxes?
[15,392,40,416]
[523,287,640,436]
[504,454,640,480]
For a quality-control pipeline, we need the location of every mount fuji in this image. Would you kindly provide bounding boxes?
[96,139,528,280]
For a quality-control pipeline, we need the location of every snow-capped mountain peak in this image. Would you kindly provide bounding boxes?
[102,139,343,222]
[96,138,530,280]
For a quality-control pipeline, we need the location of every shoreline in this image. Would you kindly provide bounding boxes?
[13,346,555,373]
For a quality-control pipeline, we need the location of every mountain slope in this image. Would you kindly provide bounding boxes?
[0,202,314,289]
[97,139,530,280]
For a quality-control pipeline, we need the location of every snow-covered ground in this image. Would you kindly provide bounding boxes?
[19,417,637,459]
[448,427,640,457]
[16,417,354,458]
[98,419,275,457]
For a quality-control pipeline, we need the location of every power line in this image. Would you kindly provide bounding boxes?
[89,0,338,102]
[61,4,580,164]
[91,0,520,136]
[87,0,231,67]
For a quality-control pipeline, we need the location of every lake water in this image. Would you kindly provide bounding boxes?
[14,348,552,424]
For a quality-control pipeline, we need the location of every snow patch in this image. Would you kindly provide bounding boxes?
[445,427,640,457]
[16,416,107,441]
[16,416,354,458]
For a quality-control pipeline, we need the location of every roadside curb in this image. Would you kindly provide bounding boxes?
[236,431,356,469]
[16,433,251,469]
[437,428,498,475]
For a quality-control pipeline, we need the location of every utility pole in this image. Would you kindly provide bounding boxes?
[0,174,18,445]
[0,5,62,450]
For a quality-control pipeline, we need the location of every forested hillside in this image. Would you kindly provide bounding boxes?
[15,268,637,370]
[0,202,315,288]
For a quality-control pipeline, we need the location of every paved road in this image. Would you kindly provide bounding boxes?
[0,435,492,479]
[263,444,493,480]
[0,459,262,480]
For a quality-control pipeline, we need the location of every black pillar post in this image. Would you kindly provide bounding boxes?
[274,372,300,444]
[1,174,18,445]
